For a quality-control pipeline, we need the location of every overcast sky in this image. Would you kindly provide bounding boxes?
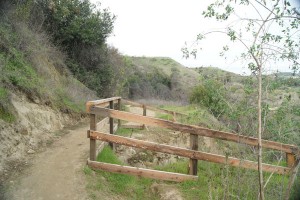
[92,0,299,75]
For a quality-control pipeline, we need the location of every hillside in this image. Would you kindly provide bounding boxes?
[120,56,200,103]
[0,2,97,183]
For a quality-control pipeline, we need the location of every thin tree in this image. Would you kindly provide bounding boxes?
[183,0,299,199]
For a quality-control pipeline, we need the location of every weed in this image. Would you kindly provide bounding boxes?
[83,166,93,175]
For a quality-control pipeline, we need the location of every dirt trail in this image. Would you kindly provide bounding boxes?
[5,124,90,200]
[2,106,155,200]
[2,106,154,200]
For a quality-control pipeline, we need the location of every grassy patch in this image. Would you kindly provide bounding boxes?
[155,113,173,121]
[0,48,41,97]
[155,160,289,199]
[85,146,156,199]
[0,86,16,122]
[115,127,135,137]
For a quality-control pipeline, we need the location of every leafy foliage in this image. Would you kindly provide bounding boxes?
[39,0,115,51]
[190,79,228,116]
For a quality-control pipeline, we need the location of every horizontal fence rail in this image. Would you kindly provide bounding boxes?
[87,160,197,182]
[89,130,289,174]
[86,97,300,185]
[121,99,187,117]
[89,106,299,155]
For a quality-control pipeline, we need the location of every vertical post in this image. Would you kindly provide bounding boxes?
[117,98,121,128]
[143,104,146,129]
[109,101,114,149]
[90,113,97,161]
[286,153,296,168]
[189,133,198,175]
[284,158,300,200]
[172,111,177,122]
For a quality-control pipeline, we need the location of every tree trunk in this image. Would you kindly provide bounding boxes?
[258,66,264,200]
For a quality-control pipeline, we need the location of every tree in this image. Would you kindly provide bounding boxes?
[39,0,115,51]
[183,1,300,199]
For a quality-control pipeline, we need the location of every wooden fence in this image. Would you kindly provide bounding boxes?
[86,97,300,183]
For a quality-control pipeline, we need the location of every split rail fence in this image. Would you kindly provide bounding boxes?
[86,97,300,184]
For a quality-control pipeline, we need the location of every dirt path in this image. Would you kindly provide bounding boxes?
[5,124,90,200]
[3,106,186,200]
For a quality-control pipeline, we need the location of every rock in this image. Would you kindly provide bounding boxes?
[27,149,36,154]
[151,183,183,200]
[20,128,29,135]
[127,147,136,156]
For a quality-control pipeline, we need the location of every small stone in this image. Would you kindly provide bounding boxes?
[27,149,36,154]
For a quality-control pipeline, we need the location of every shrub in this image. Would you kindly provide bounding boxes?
[189,80,228,116]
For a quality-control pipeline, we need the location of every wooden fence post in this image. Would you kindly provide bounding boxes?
[189,134,198,175]
[90,113,97,161]
[284,158,300,200]
[172,111,177,122]
[143,104,146,129]
[286,153,296,168]
[109,101,114,149]
[117,99,121,128]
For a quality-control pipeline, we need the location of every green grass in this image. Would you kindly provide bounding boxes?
[155,159,289,199]
[0,86,16,122]
[0,49,41,96]
[85,146,157,199]
[155,113,173,121]
[115,127,135,137]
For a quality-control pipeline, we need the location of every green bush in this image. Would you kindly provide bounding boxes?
[189,80,228,116]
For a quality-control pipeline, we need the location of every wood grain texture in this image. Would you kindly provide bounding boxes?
[90,114,96,161]
[90,107,299,154]
[286,153,296,168]
[189,134,198,175]
[89,130,290,174]
[109,101,114,149]
[121,99,187,116]
[87,160,198,182]
[86,97,121,112]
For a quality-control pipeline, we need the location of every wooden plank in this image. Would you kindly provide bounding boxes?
[122,124,144,129]
[89,130,290,174]
[189,134,198,175]
[86,97,121,112]
[90,114,97,161]
[286,153,296,167]
[90,107,299,154]
[96,117,109,130]
[121,99,143,108]
[121,99,187,116]
[87,160,198,182]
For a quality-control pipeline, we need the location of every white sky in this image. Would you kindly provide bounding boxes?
[92,0,298,75]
